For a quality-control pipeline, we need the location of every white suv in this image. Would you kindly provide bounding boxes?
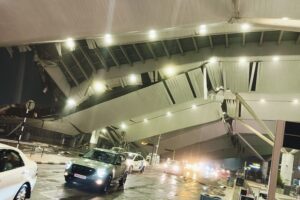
[124,152,145,173]
[0,143,37,200]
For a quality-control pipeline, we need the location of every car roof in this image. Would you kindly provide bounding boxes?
[94,148,119,154]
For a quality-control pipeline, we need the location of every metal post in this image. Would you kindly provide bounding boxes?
[267,120,285,200]
[203,66,208,100]
[150,144,155,166]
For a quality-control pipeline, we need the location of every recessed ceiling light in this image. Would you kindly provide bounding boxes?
[209,57,217,64]
[166,112,172,117]
[164,66,176,77]
[65,38,75,51]
[272,56,280,62]
[192,104,197,110]
[239,57,247,63]
[144,118,148,123]
[120,123,127,129]
[199,24,207,35]
[93,81,106,93]
[293,99,299,104]
[101,128,107,133]
[66,98,76,107]
[129,74,138,84]
[260,98,266,103]
[148,29,157,40]
[282,17,289,20]
[241,23,250,32]
[104,34,113,45]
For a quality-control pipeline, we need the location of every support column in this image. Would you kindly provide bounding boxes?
[262,161,269,184]
[280,153,294,186]
[90,130,99,149]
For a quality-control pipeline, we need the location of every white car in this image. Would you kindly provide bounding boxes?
[0,143,37,200]
[124,152,145,173]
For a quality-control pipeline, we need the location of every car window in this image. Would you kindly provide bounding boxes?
[0,150,24,172]
[83,150,117,164]
[133,155,139,161]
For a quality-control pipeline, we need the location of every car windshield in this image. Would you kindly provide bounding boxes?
[124,153,135,160]
[83,150,117,164]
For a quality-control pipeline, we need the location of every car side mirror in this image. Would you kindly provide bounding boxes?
[78,153,84,157]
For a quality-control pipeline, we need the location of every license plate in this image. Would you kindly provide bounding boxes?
[74,173,86,179]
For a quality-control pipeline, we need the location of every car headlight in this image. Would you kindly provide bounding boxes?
[96,168,107,177]
[65,161,72,170]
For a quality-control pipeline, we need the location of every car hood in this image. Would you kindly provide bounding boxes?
[71,158,113,169]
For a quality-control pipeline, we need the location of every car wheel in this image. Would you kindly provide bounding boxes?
[103,175,112,193]
[128,166,133,174]
[14,184,28,200]
[119,172,128,187]
[65,176,73,184]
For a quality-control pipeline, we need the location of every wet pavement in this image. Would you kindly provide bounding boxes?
[31,164,230,200]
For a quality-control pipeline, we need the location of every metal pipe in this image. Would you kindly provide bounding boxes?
[237,133,265,161]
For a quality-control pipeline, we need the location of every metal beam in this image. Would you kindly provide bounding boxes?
[60,59,79,86]
[278,30,284,45]
[259,32,264,46]
[119,46,132,66]
[94,49,108,70]
[192,37,199,52]
[176,39,184,55]
[237,133,265,161]
[70,53,88,80]
[146,43,157,60]
[133,44,145,63]
[208,35,214,48]
[161,41,170,58]
[242,33,246,46]
[107,47,120,67]
[78,46,96,73]
[236,93,275,141]
[296,34,300,44]
[225,34,229,48]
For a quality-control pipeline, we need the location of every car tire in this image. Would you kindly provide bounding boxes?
[119,172,128,187]
[14,184,28,200]
[65,176,73,184]
[128,166,133,174]
[102,175,112,193]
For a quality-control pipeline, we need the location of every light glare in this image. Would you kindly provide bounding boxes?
[93,81,106,93]
[260,98,266,103]
[144,118,148,123]
[272,56,280,62]
[282,17,289,20]
[101,128,107,133]
[66,98,76,107]
[148,30,157,40]
[121,123,127,129]
[209,57,217,64]
[65,38,75,51]
[164,66,176,77]
[239,57,247,63]
[129,74,138,84]
[192,104,197,110]
[241,23,250,32]
[104,34,113,45]
[166,112,172,117]
[293,99,299,104]
[199,24,207,35]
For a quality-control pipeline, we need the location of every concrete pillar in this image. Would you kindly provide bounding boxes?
[280,152,294,186]
[90,130,99,149]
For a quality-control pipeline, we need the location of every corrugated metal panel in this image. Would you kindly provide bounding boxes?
[166,74,194,104]
[188,68,204,98]
[206,62,223,90]
[223,61,249,92]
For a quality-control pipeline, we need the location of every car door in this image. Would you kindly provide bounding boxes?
[0,149,26,200]
[113,155,123,179]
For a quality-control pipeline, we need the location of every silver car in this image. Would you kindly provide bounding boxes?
[64,148,128,192]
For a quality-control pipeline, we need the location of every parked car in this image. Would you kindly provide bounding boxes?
[64,148,128,192]
[0,143,38,200]
[111,147,126,153]
[124,152,145,173]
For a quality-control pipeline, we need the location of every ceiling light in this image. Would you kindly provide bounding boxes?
[241,23,250,32]
[66,98,76,108]
[148,29,157,40]
[104,34,113,45]
[209,57,217,64]
[272,56,280,62]
[120,123,127,130]
[93,81,106,93]
[192,104,197,110]
[239,57,247,63]
[129,74,138,84]
[65,38,75,51]
[199,24,207,35]
[101,128,107,133]
[282,17,289,20]
[166,112,172,117]
[293,99,299,104]
[260,98,266,103]
[164,66,176,77]
[144,118,148,123]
